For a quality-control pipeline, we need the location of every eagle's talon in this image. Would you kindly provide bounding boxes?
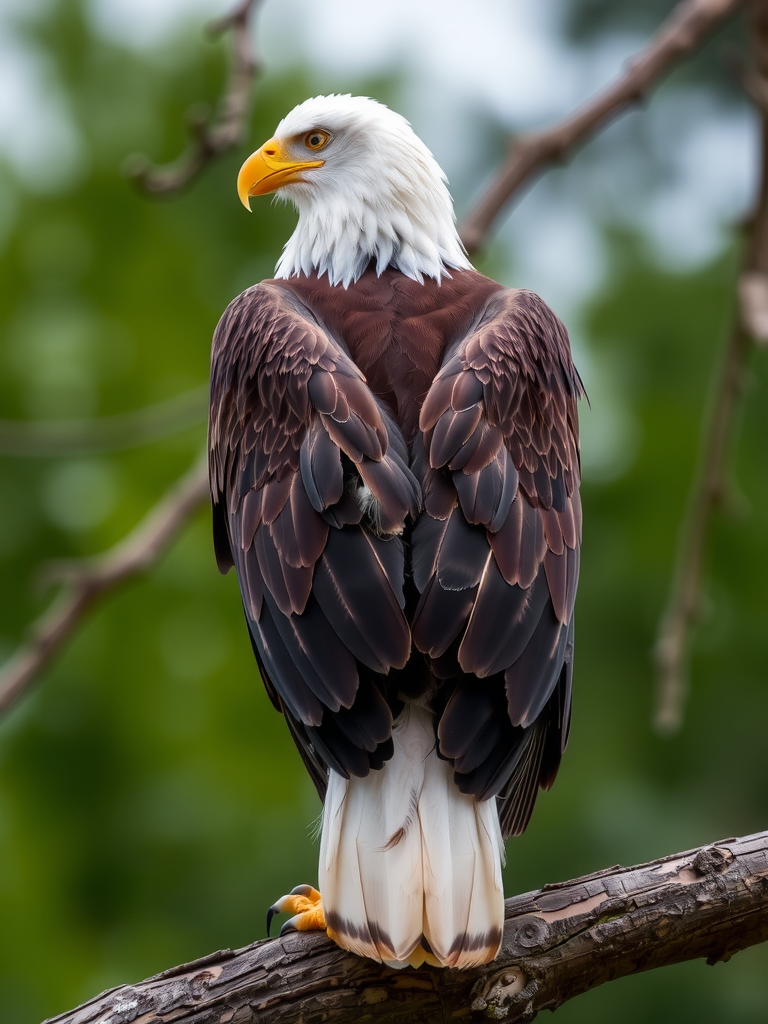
[267,884,326,936]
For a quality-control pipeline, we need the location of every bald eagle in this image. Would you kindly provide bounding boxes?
[208,95,582,969]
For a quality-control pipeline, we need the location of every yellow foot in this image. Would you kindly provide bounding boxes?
[267,884,327,937]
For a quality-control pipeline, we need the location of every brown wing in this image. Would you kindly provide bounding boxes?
[209,282,421,798]
[412,288,582,838]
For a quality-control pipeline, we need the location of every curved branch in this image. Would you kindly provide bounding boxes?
[0,386,207,457]
[653,324,753,735]
[459,0,745,254]
[43,830,768,1024]
[654,0,768,733]
[127,0,264,195]
[0,456,209,715]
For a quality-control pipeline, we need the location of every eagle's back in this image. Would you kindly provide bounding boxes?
[270,266,502,440]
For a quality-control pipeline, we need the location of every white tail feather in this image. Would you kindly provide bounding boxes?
[319,704,505,968]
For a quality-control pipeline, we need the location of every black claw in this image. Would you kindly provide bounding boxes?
[280,920,298,936]
[266,905,278,937]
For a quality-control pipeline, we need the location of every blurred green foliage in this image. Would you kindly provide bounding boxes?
[0,2,765,1022]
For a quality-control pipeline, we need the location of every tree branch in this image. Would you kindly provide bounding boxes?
[459,0,746,254]
[0,386,207,458]
[739,271,768,343]
[43,830,768,1024]
[127,0,265,195]
[653,0,768,734]
[0,456,209,715]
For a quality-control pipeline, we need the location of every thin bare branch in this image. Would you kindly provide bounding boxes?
[459,0,745,254]
[0,456,209,716]
[0,386,207,457]
[653,325,752,733]
[127,0,264,195]
[739,271,768,343]
[44,830,768,1024]
[654,0,768,734]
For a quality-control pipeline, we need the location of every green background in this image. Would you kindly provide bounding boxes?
[0,1,765,1021]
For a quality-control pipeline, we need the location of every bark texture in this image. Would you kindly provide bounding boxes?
[46,830,768,1024]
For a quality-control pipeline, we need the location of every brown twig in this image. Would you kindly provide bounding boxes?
[43,830,768,1024]
[0,386,207,457]
[739,270,768,342]
[654,0,768,734]
[459,0,746,254]
[127,0,264,195]
[0,457,209,715]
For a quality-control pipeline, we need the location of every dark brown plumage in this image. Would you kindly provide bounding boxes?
[209,264,583,839]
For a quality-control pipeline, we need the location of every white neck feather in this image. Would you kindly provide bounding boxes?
[275,189,472,288]
[271,95,472,288]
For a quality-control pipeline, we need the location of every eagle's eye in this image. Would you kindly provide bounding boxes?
[304,130,330,151]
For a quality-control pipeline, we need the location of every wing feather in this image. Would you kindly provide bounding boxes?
[255,600,323,727]
[458,562,550,678]
[209,282,420,780]
[260,590,357,711]
[411,576,477,660]
[414,287,582,834]
[316,527,411,670]
[435,508,489,591]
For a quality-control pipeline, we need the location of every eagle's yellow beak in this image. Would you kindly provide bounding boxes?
[237,138,325,210]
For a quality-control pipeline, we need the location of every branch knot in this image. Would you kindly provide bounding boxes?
[470,966,537,1021]
[692,845,733,877]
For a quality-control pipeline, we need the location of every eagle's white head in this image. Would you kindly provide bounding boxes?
[237,94,472,288]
